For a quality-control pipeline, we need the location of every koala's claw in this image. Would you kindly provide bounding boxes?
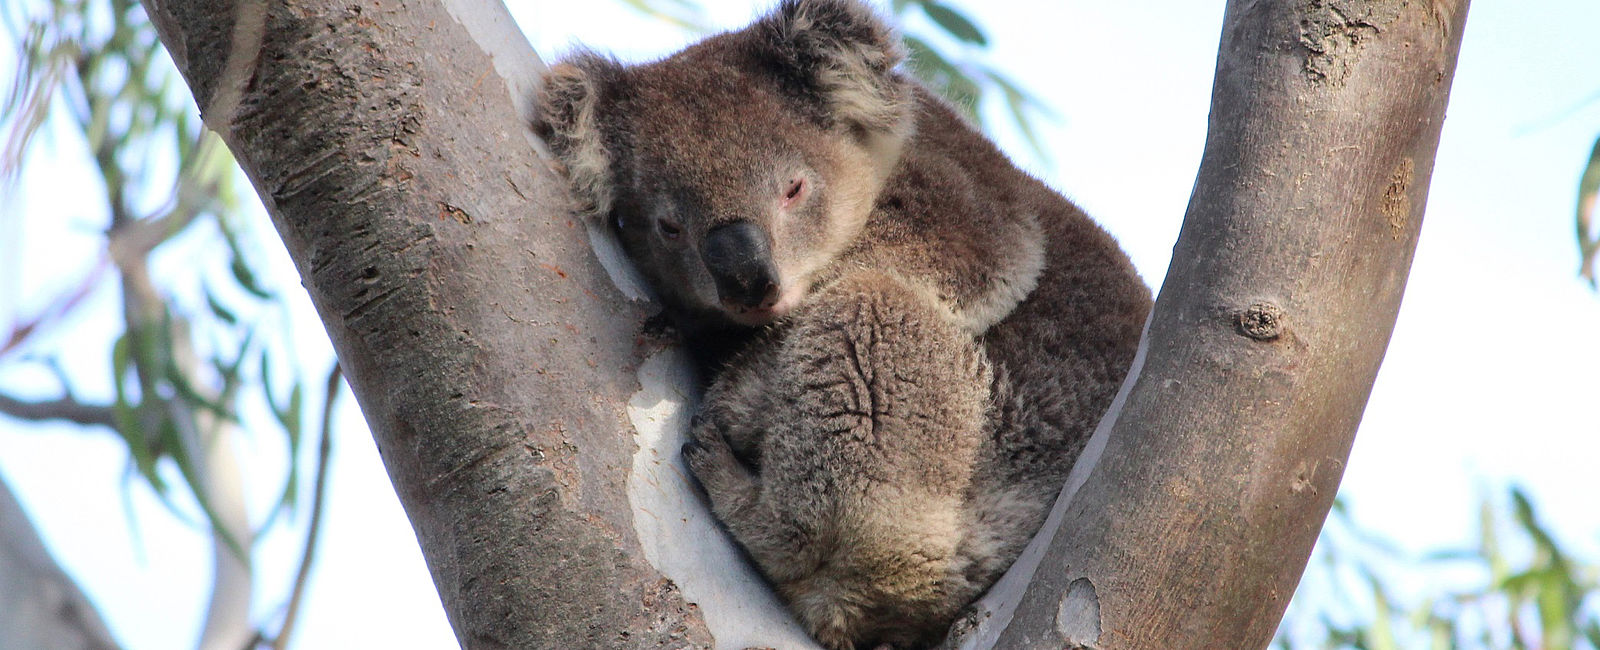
[681,439,708,459]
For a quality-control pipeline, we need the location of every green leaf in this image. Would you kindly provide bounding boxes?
[109,332,159,490]
[260,351,306,522]
[203,283,237,325]
[614,0,710,33]
[229,256,270,299]
[997,71,1047,162]
[281,383,304,439]
[1576,134,1599,288]
[921,1,987,46]
[1365,574,1398,650]
[901,34,951,76]
[161,415,251,565]
[164,354,235,423]
[1480,493,1509,583]
[1535,570,1573,649]
[218,221,272,299]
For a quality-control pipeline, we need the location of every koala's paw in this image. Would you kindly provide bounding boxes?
[682,417,755,509]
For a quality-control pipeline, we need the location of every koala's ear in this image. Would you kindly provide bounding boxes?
[754,0,911,134]
[535,52,624,220]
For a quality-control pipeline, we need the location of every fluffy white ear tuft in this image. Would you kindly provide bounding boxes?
[534,52,622,222]
[758,0,912,136]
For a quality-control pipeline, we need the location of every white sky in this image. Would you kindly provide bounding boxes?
[1,1,1597,648]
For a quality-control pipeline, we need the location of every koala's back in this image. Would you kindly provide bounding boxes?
[903,91,1150,595]
[731,90,1152,646]
[840,88,1150,493]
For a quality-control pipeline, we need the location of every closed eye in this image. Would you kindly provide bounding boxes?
[658,217,682,240]
[783,177,805,206]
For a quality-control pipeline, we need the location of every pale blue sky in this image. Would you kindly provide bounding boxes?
[1,1,1596,648]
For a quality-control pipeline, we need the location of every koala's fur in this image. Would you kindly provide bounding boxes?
[536,1,1151,648]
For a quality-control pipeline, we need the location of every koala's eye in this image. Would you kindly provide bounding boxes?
[657,217,683,240]
[783,178,806,205]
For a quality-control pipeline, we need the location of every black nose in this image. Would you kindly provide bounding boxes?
[702,221,780,310]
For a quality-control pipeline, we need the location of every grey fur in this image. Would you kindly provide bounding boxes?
[536,1,1151,648]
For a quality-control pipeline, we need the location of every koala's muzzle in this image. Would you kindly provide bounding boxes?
[702,221,780,312]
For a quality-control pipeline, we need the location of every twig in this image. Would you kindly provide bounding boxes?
[1,256,111,360]
[0,392,116,428]
[270,363,341,650]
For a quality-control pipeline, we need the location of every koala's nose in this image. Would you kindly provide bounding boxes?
[702,221,780,311]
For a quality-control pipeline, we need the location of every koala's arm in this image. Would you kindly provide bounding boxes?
[684,271,993,650]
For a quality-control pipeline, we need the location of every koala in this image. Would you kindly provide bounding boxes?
[536,1,1151,648]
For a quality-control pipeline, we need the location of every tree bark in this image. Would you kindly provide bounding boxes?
[956,1,1471,648]
[139,0,1469,648]
[0,473,121,650]
[141,0,712,647]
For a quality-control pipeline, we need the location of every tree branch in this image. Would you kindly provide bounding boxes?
[141,0,714,646]
[270,364,340,650]
[0,472,121,650]
[0,393,117,429]
[969,1,1472,648]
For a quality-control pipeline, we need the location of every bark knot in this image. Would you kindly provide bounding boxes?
[1236,303,1285,341]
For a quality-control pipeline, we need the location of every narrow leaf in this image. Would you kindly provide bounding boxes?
[1576,134,1599,287]
[921,1,987,46]
[203,283,238,325]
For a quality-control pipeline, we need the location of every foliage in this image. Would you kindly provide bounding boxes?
[1577,134,1599,288]
[1278,488,1600,650]
[0,0,336,645]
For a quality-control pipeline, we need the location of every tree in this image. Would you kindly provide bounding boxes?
[1279,489,1600,649]
[0,1,343,647]
[21,0,1468,647]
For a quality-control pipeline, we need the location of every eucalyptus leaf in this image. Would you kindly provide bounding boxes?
[1577,134,1599,288]
[921,1,987,46]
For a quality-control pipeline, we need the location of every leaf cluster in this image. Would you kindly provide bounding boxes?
[2,0,339,644]
[1278,488,1600,650]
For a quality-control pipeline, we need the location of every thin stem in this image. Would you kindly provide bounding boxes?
[270,363,341,650]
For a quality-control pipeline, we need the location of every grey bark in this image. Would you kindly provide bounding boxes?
[978,1,1471,648]
[141,0,710,647]
[0,473,121,650]
[137,0,1469,648]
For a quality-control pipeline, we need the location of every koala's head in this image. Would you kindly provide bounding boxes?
[535,0,912,330]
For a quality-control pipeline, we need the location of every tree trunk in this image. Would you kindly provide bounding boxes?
[141,0,713,646]
[139,0,1468,648]
[0,474,121,650]
[957,1,1471,648]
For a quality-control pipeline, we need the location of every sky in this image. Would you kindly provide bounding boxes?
[1,1,1598,649]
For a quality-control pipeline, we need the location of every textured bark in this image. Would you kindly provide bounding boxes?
[974,1,1471,648]
[140,0,710,647]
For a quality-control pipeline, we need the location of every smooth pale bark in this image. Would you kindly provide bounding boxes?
[955,1,1471,648]
[0,475,121,650]
[140,0,1468,648]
